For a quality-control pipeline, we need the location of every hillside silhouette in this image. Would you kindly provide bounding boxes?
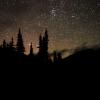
[0,28,100,68]
[63,47,100,66]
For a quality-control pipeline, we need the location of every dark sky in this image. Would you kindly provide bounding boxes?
[0,0,100,55]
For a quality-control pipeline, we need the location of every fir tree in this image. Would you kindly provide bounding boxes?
[3,40,7,48]
[38,34,43,56]
[29,43,33,56]
[53,51,58,63]
[8,37,16,53]
[57,52,62,63]
[44,29,48,54]
[16,28,25,54]
[9,37,14,48]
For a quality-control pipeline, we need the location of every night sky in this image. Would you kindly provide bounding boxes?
[0,0,100,55]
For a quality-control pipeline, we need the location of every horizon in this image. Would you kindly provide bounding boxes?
[0,28,100,59]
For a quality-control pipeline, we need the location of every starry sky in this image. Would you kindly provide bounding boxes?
[0,0,100,55]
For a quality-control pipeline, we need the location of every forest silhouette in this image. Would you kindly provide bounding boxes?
[0,28,100,67]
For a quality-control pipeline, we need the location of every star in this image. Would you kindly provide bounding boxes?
[71,15,76,18]
[51,8,56,17]
[0,0,100,56]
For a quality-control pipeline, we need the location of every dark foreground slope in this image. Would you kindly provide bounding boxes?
[0,47,100,75]
[62,47,100,66]
[0,47,100,67]
[0,48,99,93]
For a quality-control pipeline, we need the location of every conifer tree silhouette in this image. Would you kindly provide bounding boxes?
[16,28,25,54]
[3,40,7,48]
[57,52,62,64]
[38,29,49,63]
[38,34,43,56]
[53,51,58,63]
[43,29,49,60]
[29,43,33,56]
[9,37,14,48]
[43,29,48,54]
[8,37,16,54]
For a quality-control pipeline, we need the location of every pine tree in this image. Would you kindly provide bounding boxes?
[8,37,16,53]
[29,43,33,56]
[3,40,7,48]
[38,34,43,55]
[16,28,25,54]
[53,51,58,63]
[44,29,48,53]
[43,29,49,62]
[38,30,49,63]
[9,37,14,47]
[57,52,62,62]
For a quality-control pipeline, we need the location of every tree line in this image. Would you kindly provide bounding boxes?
[0,28,100,66]
[0,28,62,65]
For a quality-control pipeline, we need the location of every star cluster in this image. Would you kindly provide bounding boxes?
[0,0,100,55]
